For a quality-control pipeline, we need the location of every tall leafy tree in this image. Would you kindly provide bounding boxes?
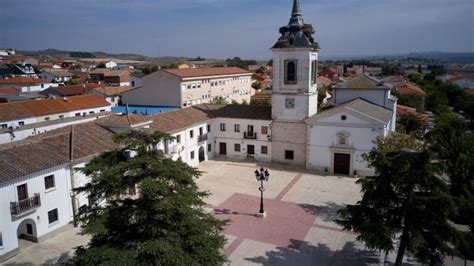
[71,131,228,265]
[428,112,474,261]
[337,134,458,266]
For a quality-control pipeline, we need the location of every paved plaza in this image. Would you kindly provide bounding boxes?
[196,159,385,265]
[4,158,466,265]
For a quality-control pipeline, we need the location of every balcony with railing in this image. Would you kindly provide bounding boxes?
[198,134,208,143]
[244,132,257,139]
[10,193,41,216]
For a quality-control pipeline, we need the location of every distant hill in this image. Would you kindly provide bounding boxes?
[17,49,195,63]
[322,51,474,64]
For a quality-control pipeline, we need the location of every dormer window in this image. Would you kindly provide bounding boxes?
[284,60,297,84]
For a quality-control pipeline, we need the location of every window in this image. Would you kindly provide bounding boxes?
[190,151,195,159]
[100,109,105,112]
[189,130,194,138]
[44,175,55,190]
[285,150,294,160]
[261,126,268,135]
[19,121,25,126]
[261,146,268,154]
[207,124,211,132]
[0,232,3,247]
[208,143,212,152]
[59,115,64,119]
[75,113,81,117]
[234,124,240,132]
[311,60,318,84]
[220,123,226,131]
[44,117,50,121]
[89,111,94,114]
[285,60,297,84]
[234,143,241,152]
[48,209,59,224]
[199,127,203,136]
[176,134,181,143]
[1,124,7,129]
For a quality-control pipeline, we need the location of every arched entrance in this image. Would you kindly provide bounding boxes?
[17,218,38,243]
[198,146,205,163]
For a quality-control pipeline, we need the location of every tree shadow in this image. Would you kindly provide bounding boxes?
[298,201,347,224]
[245,239,381,266]
[213,208,254,217]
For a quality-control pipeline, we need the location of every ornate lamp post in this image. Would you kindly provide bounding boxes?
[255,167,270,218]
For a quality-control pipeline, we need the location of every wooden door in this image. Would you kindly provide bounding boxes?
[247,145,255,155]
[219,142,227,155]
[334,153,350,175]
[17,184,28,201]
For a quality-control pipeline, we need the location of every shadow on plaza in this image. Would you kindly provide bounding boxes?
[213,208,255,217]
[245,239,380,266]
[298,201,347,223]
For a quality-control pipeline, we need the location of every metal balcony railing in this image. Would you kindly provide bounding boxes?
[244,132,257,139]
[198,134,208,143]
[11,193,41,216]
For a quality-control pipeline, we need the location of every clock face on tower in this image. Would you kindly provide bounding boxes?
[285,98,295,108]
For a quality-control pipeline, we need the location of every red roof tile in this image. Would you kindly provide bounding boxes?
[0,77,50,85]
[163,67,251,78]
[0,94,110,122]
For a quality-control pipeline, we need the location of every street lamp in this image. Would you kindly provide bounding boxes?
[255,167,270,218]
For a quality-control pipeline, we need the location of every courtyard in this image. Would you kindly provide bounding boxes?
[5,158,463,265]
[196,159,383,265]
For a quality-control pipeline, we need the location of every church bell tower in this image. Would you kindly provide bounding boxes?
[271,0,320,121]
[270,0,320,166]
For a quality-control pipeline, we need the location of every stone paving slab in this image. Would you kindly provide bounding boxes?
[4,227,90,265]
[213,193,318,248]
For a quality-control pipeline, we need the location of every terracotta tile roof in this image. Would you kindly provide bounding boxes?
[0,94,110,122]
[148,104,271,133]
[0,87,18,95]
[39,83,103,97]
[397,105,429,125]
[0,122,117,183]
[148,106,213,133]
[93,86,133,96]
[163,67,251,78]
[0,77,50,85]
[465,87,474,95]
[396,82,426,96]
[196,104,272,120]
[97,113,153,128]
[338,74,391,90]
[44,70,74,77]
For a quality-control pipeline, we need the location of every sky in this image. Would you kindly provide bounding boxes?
[0,0,473,59]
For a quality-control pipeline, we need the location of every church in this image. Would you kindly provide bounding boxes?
[127,0,398,177]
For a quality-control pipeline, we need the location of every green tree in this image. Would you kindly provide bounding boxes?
[392,91,424,112]
[382,64,403,76]
[71,131,228,265]
[428,112,473,197]
[267,59,273,67]
[398,113,425,137]
[209,96,227,104]
[461,94,474,124]
[252,81,262,90]
[65,79,79,86]
[250,98,271,106]
[337,134,458,266]
[96,63,106,68]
